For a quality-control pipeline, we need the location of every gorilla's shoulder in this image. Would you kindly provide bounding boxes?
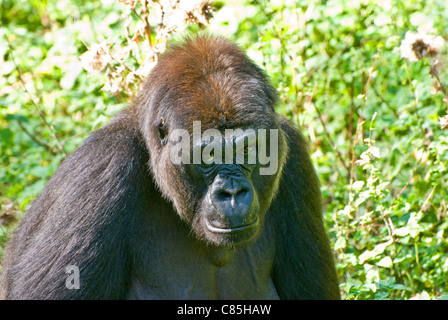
[44,109,150,202]
[70,110,147,163]
[277,115,310,158]
[84,110,147,157]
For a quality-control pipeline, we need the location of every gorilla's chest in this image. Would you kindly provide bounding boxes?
[127,212,278,299]
[127,253,279,299]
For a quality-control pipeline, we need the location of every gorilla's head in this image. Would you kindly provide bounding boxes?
[139,35,287,247]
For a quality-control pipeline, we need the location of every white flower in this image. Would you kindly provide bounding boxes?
[102,76,122,94]
[80,41,111,73]
[400,31,445,62]
[440,114,448,130]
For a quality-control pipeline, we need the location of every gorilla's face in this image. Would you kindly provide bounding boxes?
[148,109,287,247]
[140,36,287,247]
[188,128,264,246]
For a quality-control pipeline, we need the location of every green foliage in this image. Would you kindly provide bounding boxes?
[1,0,447,299]
[230,0,448,299]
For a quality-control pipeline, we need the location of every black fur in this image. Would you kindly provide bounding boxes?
[0,35,340,299]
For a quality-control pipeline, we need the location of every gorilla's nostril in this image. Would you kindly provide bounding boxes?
[215,187,250,208]
[216,189,233,202]
[235,187,249,198]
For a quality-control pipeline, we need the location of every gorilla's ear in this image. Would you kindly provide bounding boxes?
[157,117,168,146]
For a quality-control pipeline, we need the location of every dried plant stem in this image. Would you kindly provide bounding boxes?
[108,51,142,82]
[431,70,448,102]
[133,0,153,50]
[16,121,57,155]
[4,33,67,156]
[311,81,349,172]
[347,52,380,214]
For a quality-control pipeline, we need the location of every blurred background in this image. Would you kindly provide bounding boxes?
[1,0,447,299]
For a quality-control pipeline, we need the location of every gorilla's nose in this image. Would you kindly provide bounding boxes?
[209,175,256,229]
[214,181,250,208]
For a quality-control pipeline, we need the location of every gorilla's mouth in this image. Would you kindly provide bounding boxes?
[205,218,259,233]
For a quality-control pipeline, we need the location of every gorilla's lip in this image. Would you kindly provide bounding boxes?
[206,218,259,233]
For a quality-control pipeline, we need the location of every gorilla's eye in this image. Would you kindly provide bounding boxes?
[243,145,254,154]
[235,139,257,166]
[157,118,168,146]
[240,140,256,157]
[203,150,215,165]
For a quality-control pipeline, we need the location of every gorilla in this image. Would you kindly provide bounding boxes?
[0,35,340,300]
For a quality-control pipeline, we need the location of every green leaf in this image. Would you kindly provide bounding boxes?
[334,237,346,251]
[359,240,393,264]
[377,256,393,268]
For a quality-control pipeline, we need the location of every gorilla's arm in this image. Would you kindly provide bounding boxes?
[271,117,340,300]
[1,111,150,299]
